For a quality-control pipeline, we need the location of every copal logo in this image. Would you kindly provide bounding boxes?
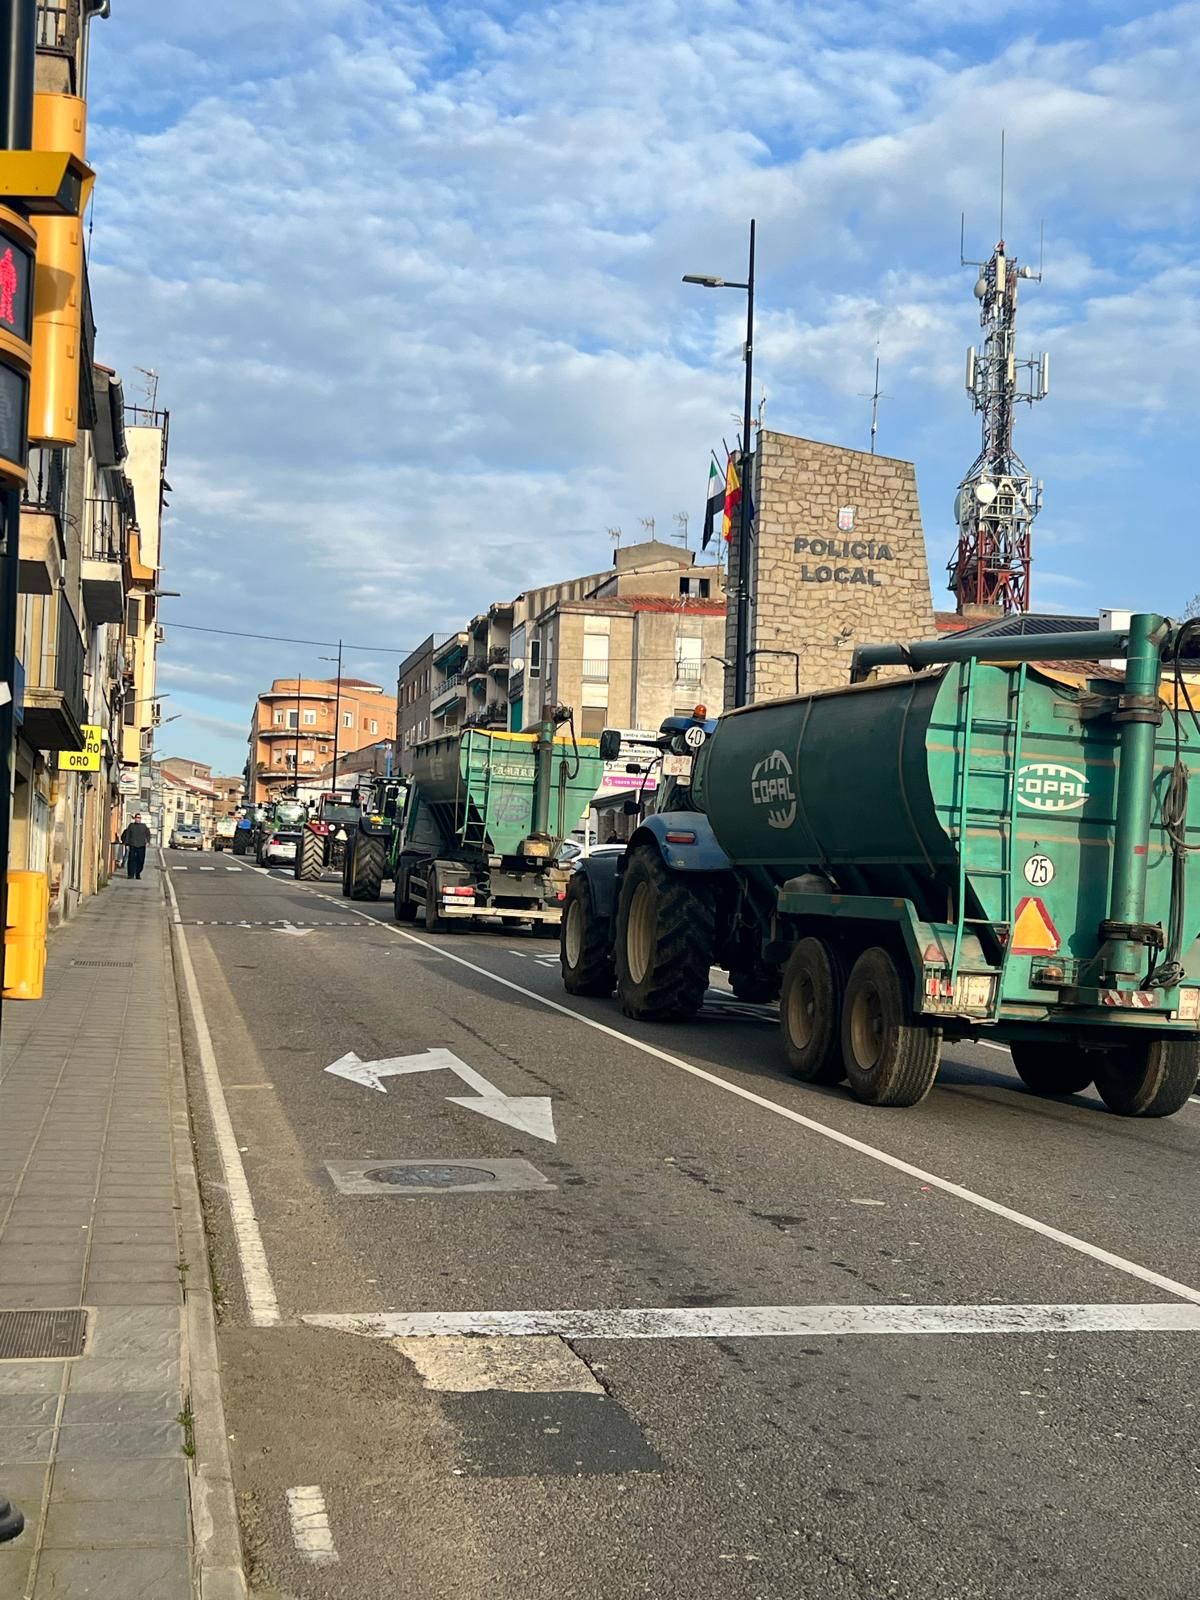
[750,749,797,830]
[1017,761,1089,813]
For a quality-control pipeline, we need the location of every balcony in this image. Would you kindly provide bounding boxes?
[464,654,488,681]
[487,645,509,672]
[18,447,67,597]
[81,497,125,624]
[23,590,85,752]
[430,672,467,716]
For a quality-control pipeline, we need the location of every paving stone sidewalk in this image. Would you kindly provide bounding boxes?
[0,857,227,1599]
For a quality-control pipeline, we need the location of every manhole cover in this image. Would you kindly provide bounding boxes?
[0,1308,87,1360]
[326,1158,554,1197]
[366,1164,496,1188]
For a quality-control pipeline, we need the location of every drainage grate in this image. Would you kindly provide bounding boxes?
[0,1308,87,1360]
[326,1158,554,1197]
[71,960,134,968]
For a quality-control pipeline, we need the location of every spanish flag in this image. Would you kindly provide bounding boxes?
[721,452,741,543]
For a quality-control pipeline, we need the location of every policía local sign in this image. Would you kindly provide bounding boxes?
[58,724,102,773]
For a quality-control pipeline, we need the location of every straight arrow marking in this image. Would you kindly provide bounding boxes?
[323,1048,556,1142]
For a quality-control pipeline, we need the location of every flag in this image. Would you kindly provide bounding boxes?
[701,460,723,550]
[722,452,740,543]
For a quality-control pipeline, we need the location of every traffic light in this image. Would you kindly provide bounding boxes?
[3,869,48,1000]
[0,203,35,487]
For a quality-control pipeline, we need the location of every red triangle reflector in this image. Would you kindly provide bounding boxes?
[1012,896,1060,955]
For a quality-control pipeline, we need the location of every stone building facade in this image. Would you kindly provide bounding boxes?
[730,431,937,704]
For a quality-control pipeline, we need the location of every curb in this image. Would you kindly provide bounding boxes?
[162,866,249,1600]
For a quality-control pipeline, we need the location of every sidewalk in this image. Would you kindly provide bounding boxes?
[0,857,243,1599]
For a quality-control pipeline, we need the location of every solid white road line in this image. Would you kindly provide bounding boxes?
[286,1486,338,1565]
[164,871,281,1327]
[306,1302,1200,1339]
[248,876,1200,1307]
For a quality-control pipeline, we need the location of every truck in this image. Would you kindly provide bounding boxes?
[392,715,603,932]
[212,816,238,853]
[560,613,1200,1118]
[340,777,407,901]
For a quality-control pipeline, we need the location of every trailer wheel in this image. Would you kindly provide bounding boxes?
[780,938,845,1084]
[1092,1037,1200,1118]
[561,874,615,996]
[1009,1042,1093,1098]
[730,962,781,1004]
[348,835,385,902]
[295,828,323,881]
[423,869,446,933]
[615,846,714,1021]
[393,871,417,923]
[841,946,941,1107]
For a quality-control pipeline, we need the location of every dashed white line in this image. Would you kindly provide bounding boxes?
[286,1486,338,1565]
[163,870,281,1327]
[307,1302,1200,1339]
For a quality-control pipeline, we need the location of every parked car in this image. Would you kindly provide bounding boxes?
[262,830,301,867]
[169,825,203,851]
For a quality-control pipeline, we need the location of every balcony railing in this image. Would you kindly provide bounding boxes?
[84,497,123,562]
[488,645,509,667]
[674,663,703,688]
[36,0,79,54]
[464,655,487,679]
[22,446,66,519]
[22,588,85,750]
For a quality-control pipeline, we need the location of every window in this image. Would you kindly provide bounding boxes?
[301,750,314,764]
[123,689,136,727]
[582,616,609,681]
[370,719,378,735]
[580,705,607,738]
[273,710,284,726]
[419,718,428,741]
[676,635,703,688]
[302,709,316,726]
[343,711,353,729]
[286,709,298,729]
[126,597,140,635]
[528,639,541,679]
[679,577,712,599]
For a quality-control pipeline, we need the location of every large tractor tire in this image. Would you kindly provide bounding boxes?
[295,827,323,882]
[840,946,942,1108]
[232,834,247,856]
[1009,1041,1094,1099]
[1092,1037,1200,1118]
[614,845,714,1022]
[780,937,846,1084]
[560,874,615,996]
[347,835,385,902]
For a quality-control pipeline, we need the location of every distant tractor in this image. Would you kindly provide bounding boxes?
[295,791,361,882]
[256,798,307,866]
[341,778,407,901]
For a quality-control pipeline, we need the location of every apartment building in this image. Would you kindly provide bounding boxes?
[397,633,447,776]
[119,404,170,825]
[427,631,469,743]
[158,757,216,847]
[249,677,396,802]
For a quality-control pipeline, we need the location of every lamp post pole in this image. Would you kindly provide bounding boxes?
[683,219,756,709]
[321,641,343,790]
[294,672,301,793]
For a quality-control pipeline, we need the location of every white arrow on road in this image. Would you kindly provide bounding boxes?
[325,1046,556,1143]
[272,922,312,938]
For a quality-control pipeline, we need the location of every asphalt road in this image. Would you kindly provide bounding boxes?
[163,846,1200,1600]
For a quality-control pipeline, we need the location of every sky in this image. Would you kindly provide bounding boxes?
[86,0,1200,775]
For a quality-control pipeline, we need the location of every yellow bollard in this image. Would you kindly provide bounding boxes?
[3,871,49,1001]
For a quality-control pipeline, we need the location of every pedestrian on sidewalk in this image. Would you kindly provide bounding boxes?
[121,813,151,880]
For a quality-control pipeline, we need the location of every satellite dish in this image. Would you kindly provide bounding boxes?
[975,479,998,506]
[974,276,988,300]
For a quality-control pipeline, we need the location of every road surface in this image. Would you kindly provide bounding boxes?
[163,847,1200,1600]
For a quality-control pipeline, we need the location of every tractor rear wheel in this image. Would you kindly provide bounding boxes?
[295,828,323,881]
[348,835,385,902]
[840,946,941,1107]
[615,846,714,1021]
[561,874,615,996]
[1092,1037,1200,1118]
[1009,1041,1094,1098]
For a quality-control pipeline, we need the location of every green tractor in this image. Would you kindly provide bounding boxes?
[294,791,361,882]
[341,777,407,901]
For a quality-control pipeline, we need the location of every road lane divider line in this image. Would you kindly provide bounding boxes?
[164,870,282,1328]
[258,879,1200,1306]
[286,1486,338,1565]
[305,1303,1200,1339]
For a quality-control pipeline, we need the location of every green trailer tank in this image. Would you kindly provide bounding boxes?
[393,719,603,933]
[609,612,1200,1115]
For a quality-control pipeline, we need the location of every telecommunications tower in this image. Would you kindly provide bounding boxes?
[947,201,1049,614]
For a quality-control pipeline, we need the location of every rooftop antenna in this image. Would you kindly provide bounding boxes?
[639,516,656,540]
[135,366,159,410]
[858,345,889,455]
[950,132,1049,615]
[607,525,622,550]
[673,511,690,548]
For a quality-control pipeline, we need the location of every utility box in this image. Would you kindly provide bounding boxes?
[3,871,49,1001]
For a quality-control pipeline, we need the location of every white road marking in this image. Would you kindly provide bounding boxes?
[163,871,281,1327]
[980,1041,1011,1054]
[199,865,216,871]
[325,1046,556,1142]
[225,865,243,873]
[393,1333,604,1392]
[246,875,1200,1306]
[307,1302,1200,1339]
[286,1486,338,1565]
[172,866,188,872]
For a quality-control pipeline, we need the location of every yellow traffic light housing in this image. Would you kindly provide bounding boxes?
[3,869,48,1001]
[0,149,93,216]
[28,94,90,447]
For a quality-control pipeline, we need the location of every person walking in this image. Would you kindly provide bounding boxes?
[121,813,151,881]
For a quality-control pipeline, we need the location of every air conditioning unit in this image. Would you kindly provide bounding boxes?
[154,625,165,644]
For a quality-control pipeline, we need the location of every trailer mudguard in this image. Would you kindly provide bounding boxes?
[578,852,623,923]
[625,812,732,874]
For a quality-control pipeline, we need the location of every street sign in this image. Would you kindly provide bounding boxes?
[58,723,101,773]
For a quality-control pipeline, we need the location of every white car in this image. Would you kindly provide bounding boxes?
[262,831,300,866]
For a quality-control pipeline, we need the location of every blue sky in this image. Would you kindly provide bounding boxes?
[86,0,1200,775]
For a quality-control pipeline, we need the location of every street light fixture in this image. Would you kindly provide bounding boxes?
[683,218,756,709]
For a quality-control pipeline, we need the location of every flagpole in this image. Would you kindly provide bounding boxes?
[734,219,755,708]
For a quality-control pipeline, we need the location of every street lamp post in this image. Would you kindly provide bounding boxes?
[319,640,343,791]
[684,217,756,709]
[293,671,301,794]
